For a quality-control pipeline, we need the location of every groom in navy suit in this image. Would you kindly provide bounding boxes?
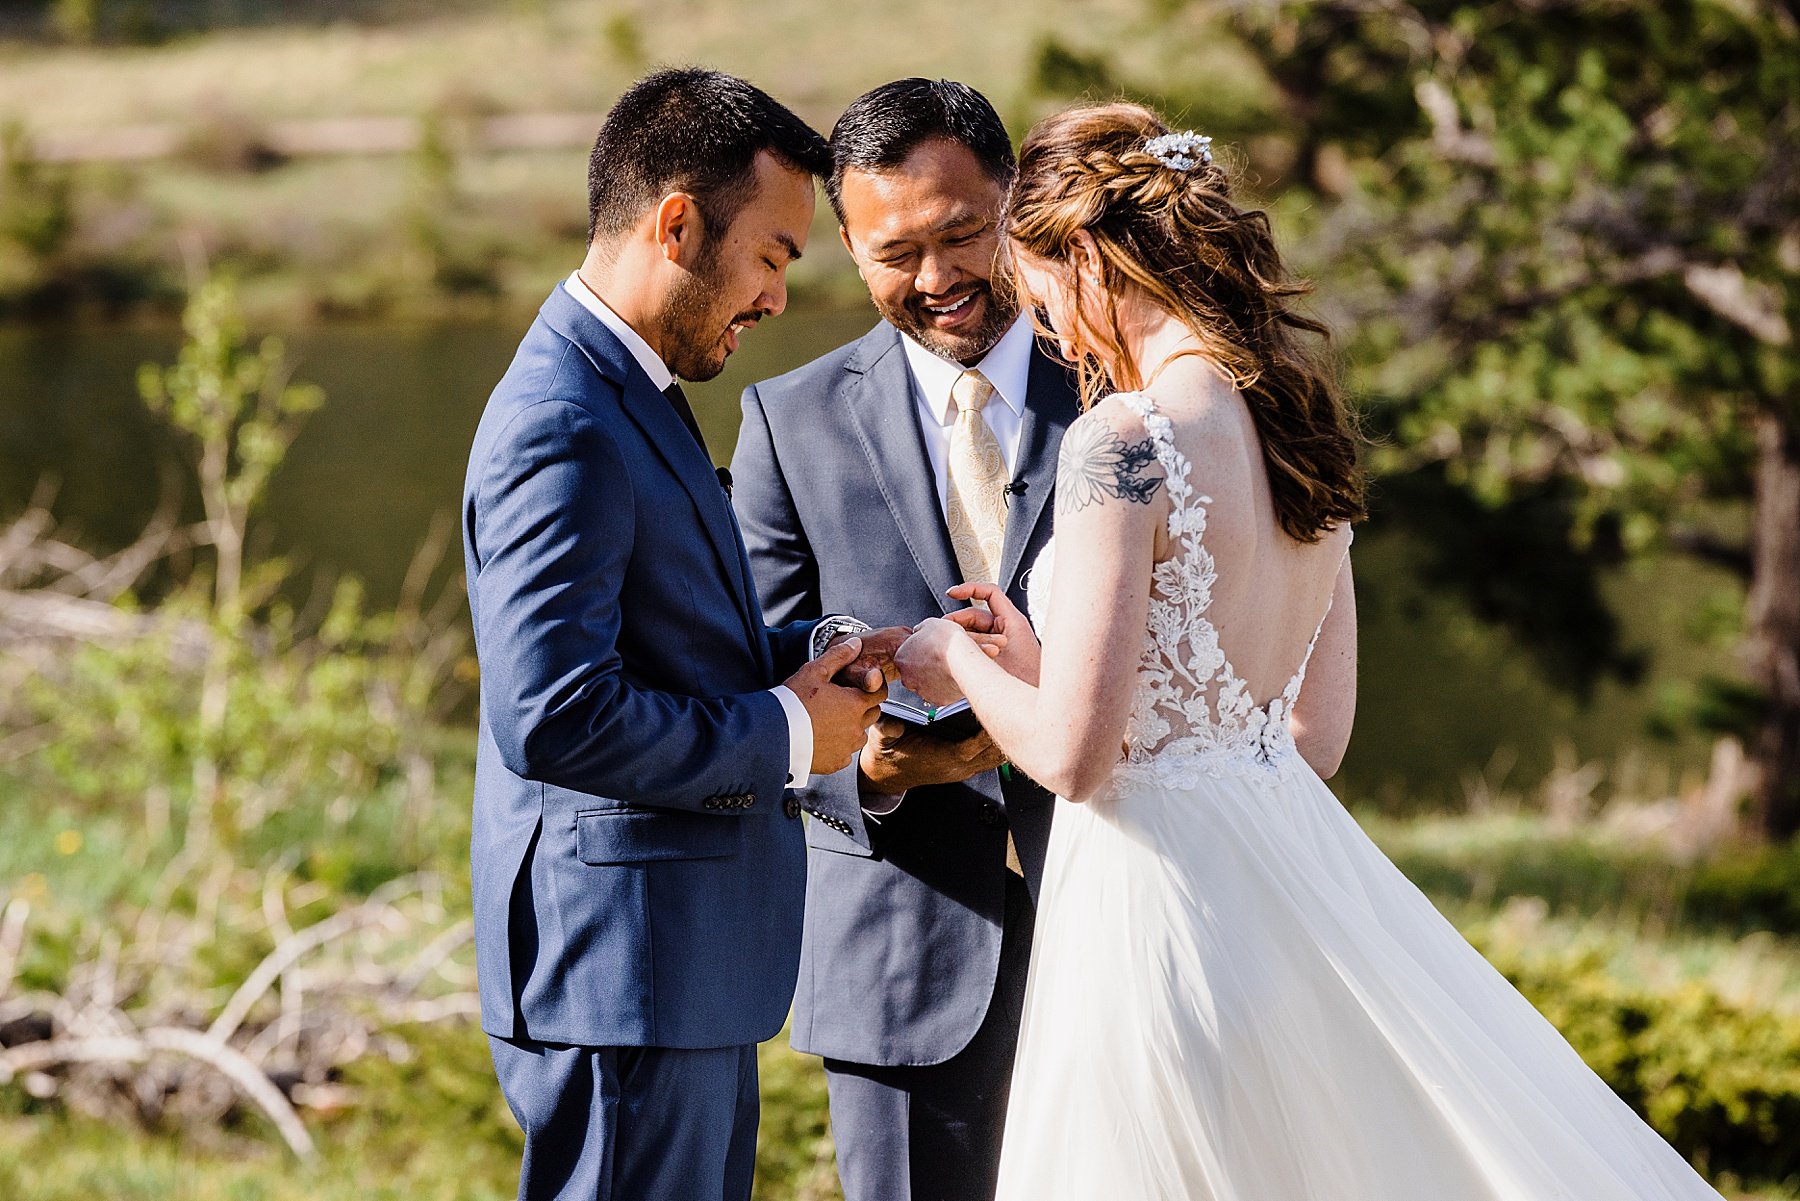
[462,70,898,1201]
[733,80,1080,1201]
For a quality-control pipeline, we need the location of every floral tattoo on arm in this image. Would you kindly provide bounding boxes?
[1054,418,1165,516]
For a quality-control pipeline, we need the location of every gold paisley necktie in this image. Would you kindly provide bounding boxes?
[944,368,1023,878]
[945,370,1009,587]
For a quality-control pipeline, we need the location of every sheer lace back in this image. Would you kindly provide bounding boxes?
[1027,391,1349,787]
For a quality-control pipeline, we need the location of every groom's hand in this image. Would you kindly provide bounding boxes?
[786,638,889,774]
[858,717,1005,795]
[826,625,911,686]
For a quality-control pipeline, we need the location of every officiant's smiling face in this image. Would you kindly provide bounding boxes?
[837,137,1018,366]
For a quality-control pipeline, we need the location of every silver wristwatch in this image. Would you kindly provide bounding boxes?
[809,614,873,660]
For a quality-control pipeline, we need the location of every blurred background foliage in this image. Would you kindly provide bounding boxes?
[0,0,1796,1197]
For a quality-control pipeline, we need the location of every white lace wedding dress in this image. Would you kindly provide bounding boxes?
[993,392,1722,1200]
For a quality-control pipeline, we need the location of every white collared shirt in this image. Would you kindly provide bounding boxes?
[564,270,673,389]
[899,314,1034,512]
[563,271,815,788]
[860,316,1037,818]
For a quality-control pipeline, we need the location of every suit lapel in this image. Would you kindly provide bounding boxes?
[845,326,964,616]
[615,371,766,652]
[540,288,767,662]
[722,503,775,678]
[997,340,1081,591]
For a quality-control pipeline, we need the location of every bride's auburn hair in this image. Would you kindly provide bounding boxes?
[1005,102,1366,542]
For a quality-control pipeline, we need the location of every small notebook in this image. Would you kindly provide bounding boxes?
[878,698,984,741]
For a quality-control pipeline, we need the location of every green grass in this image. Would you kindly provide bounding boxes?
[0,1023,836,1201]
[0,0,1249,131]
[9,799,1800,1200]
[1366,809,1800,941]
[0,0,1279,321]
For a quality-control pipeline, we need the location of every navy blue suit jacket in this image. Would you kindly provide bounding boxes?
[732,321,1079,1066]
[463,285,819,1049]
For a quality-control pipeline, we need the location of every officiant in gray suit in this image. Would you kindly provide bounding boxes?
[731,80,1080,1201]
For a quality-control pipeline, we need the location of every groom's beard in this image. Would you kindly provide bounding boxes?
[878,277,1019,366]
[662,246,753,383]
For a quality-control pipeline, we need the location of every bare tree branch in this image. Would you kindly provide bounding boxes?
[0,1029,316,1161]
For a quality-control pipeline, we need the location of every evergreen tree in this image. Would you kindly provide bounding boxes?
[1227,0,1800,836]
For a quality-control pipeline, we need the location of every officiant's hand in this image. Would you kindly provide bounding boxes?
[945,583,1041,686]
[787,638,889,774]
[858,716,1005,795]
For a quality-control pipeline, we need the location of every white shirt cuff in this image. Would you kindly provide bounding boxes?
[860,790,905,816]
[771,685,812,789]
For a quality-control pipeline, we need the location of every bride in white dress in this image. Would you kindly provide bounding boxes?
[894,102,1724,1200]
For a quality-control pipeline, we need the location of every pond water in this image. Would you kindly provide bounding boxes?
[0,308,1727,809]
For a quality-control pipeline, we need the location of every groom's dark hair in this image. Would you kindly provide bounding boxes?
[586,68,831,243]
[827,79,1016,220]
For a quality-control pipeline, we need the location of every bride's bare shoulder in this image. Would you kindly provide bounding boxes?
[1054,394,1170,519]
[1139,367,1258,489]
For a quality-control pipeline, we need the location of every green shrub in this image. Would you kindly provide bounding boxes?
[1686,850,1800,939]
[0,123,75,305]
[1474,934,1800,1187]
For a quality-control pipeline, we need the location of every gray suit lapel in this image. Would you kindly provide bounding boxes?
[997,341,1081,590]
[845,326,964,616]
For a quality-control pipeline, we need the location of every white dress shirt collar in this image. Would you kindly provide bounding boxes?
[899,314,1034,428]
[564,270,674,391]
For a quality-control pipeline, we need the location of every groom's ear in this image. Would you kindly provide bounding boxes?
[652,192,706,266]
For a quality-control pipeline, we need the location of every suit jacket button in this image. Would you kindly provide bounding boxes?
[784,796,801,820]
[981,802,1001,826]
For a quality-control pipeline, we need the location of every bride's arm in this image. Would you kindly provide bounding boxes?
[1289,554,1357,779]
[899,404,1167,803]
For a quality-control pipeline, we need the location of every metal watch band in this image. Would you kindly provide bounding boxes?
[809,614,872,660]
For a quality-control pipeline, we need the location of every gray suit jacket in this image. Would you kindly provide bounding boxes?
[732,320,1079,1066]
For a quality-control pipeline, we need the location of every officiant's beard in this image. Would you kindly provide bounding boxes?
[880,278,1018,367]
[661,244,750,383]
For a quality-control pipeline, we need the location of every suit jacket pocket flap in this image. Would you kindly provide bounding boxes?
[575,809,743,865]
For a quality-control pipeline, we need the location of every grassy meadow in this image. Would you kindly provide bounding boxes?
[0,0,1272,321]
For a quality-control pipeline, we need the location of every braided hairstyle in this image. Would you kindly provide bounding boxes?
[1005,102,1365,542]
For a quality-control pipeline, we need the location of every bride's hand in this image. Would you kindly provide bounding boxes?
[944,583,1042,686]
[894,618,975,706]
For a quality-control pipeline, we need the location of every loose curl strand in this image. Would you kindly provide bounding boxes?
[1004,102,1366,543]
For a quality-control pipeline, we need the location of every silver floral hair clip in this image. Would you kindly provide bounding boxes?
[1144,131,1213,172]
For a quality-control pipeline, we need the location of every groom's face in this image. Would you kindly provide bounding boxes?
[838,138,1017,366]
[662,151,815,382]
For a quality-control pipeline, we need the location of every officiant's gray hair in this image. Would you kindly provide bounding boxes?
[586,68,831,243]
[826,78,1016,221]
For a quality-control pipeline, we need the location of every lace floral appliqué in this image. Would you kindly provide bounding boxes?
[1028,392,1342,794]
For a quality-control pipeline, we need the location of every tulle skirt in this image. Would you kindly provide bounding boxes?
[992,751,1724,1201]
